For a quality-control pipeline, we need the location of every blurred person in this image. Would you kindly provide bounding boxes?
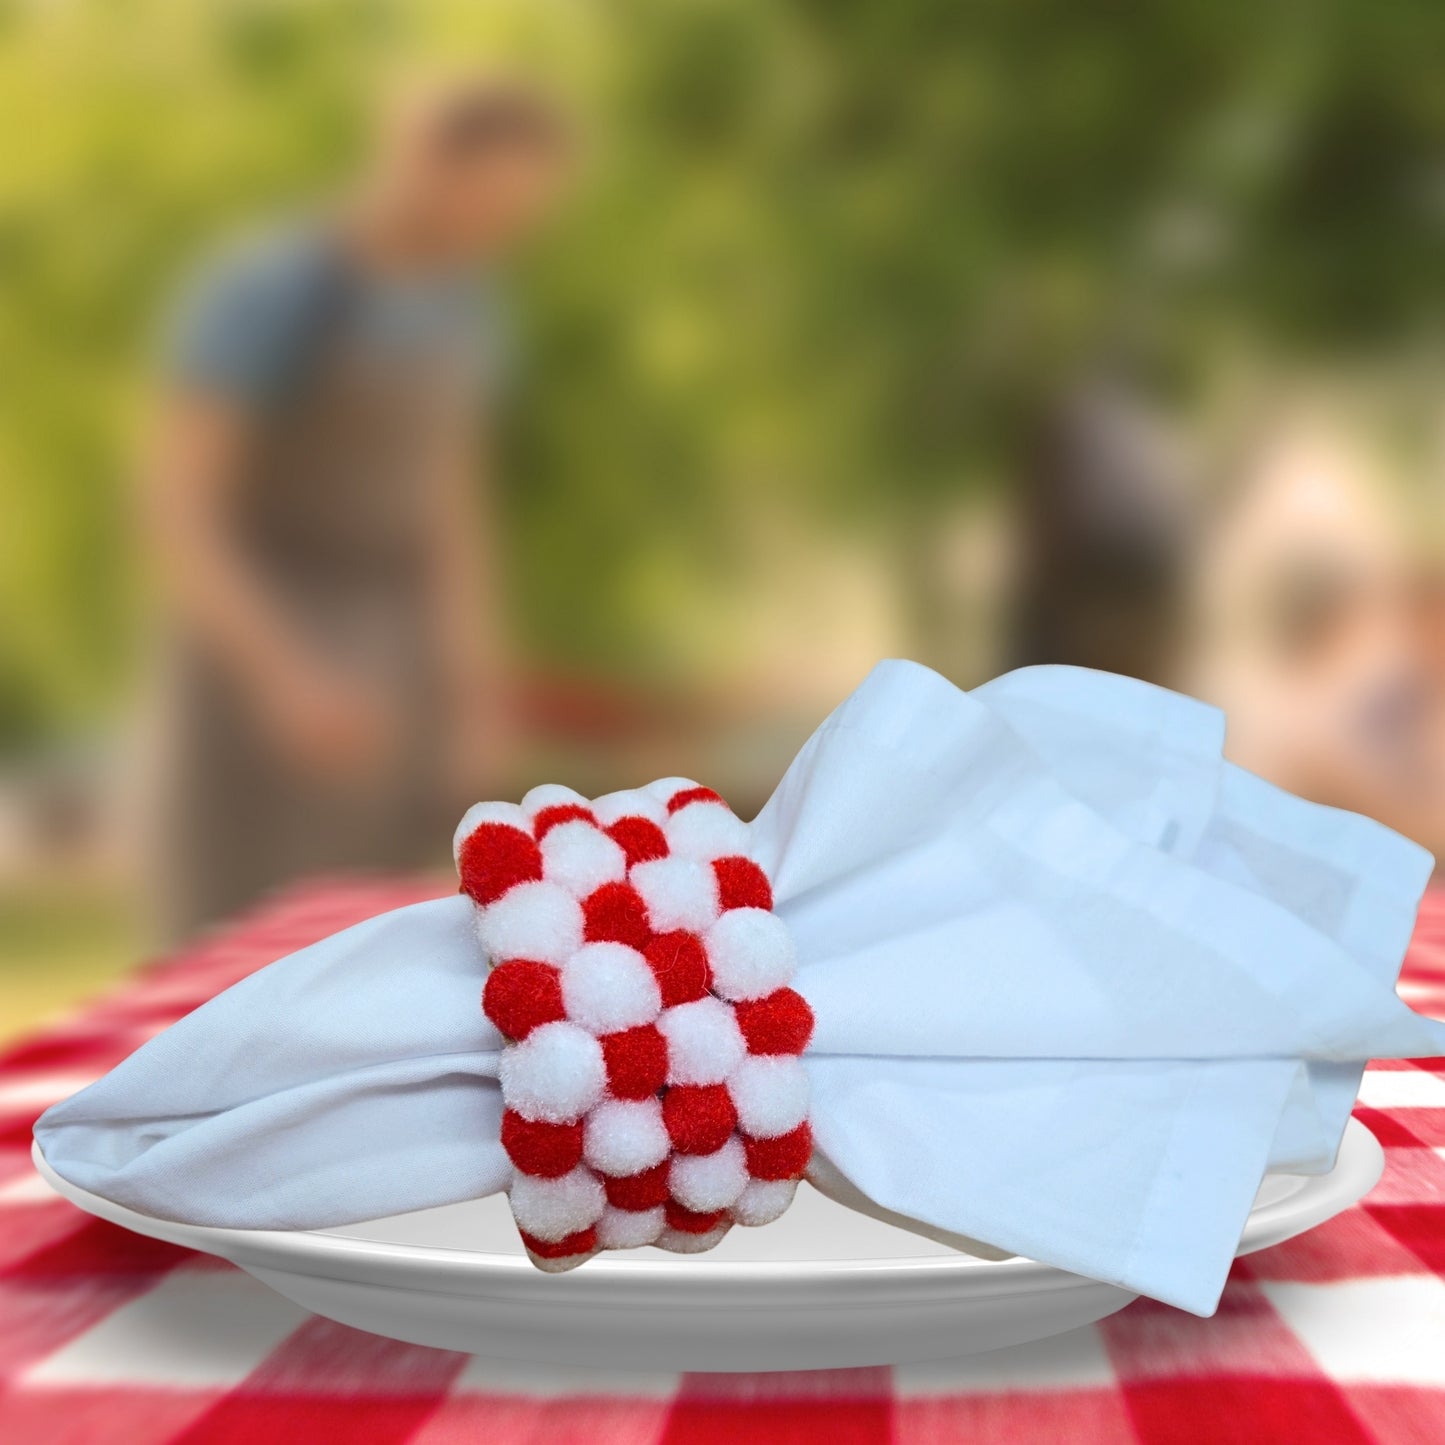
[141,75,571,943]
[1189,411,1445,864]
[1010,372,1196,687]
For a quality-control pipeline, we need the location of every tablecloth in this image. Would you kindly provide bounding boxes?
[2,878,1443,1444]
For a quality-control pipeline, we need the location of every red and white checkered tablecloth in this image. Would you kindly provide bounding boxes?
[2,880,1444,1445]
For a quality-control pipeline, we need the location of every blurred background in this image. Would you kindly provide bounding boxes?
[4,0,1445,1042]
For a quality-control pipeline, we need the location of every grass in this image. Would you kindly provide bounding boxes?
[0,880,144,1048]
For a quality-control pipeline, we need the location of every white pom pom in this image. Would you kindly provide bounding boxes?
[670,1136,748,1212]
[526,1246,597,1273]
[665,801,750,862]
[631,857,719,934]
[728,1055,809,1138]
[591,788,667,827]
[499,1021,606,1122]
[704,908,797,1001]
[477,880,583,966]
[657,997,746,1086]
[541,820,628,899]
[453,800,531,863]
[509,1165,605,1242]
[657,1224,730,1254]
[596,1205,665,1250]
[582,1097,670,1176]
[731,1178,798,1227]
[560,942,661,1035]
[641,776,701,806]
[522,783,590,819]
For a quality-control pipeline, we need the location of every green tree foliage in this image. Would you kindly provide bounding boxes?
[3,0,1443,748]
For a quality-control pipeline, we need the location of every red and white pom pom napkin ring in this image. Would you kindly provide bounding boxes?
[454,779,814,1271]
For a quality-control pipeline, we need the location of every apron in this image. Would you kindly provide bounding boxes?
[148,256,473,943]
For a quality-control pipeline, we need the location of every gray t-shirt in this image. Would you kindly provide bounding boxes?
[164,223,500,411]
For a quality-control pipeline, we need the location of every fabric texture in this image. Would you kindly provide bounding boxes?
[4,881,1445,1444]
[35,662,1445,1316]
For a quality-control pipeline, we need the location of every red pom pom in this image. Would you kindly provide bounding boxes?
[521,1226,598,1259]
[744,1122,812,1181]
[606,815,670,867]
[459,823,543,906]
[712,856,774,912]
[734,988,814,1055]
[603,1161,670,1210]
[534,803,594,840]
[483,960,566,1039]
[643,931,711,1006]
[667,786,726,815]
[601,1024,669,1099]
[662,1084,738,1155]
[501,1110,584,1178]
[665,1199,726,1234]
[582,880,652,951]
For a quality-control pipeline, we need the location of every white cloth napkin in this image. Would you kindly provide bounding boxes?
[35,661,1443,1315]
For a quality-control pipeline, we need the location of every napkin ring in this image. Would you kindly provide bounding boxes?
[455,779,814,1270]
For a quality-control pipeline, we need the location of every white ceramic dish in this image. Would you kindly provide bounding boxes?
[32,1119,1382,1372]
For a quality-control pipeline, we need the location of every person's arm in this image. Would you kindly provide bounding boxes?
[143,392,394,781]
[429,414,517,795]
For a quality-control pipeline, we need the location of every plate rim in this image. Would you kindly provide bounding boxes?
[30,1118,1382,1301]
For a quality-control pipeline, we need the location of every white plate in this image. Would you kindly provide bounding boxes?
[31,1119,1382,1372]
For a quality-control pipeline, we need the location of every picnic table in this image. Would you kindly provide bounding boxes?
[2,879,1443,1444]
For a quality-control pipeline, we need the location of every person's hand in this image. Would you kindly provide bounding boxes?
[258,663,399,787]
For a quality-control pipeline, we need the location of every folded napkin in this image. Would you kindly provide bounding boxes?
[35,661,1444,1315]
